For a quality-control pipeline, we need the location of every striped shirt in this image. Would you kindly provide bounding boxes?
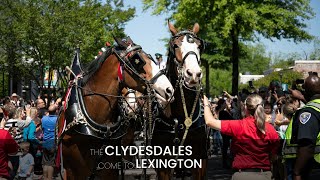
[4,117,31,144]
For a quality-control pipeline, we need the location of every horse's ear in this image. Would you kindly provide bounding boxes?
[168,20,177,36]
[127,36,134,45]
[113,36,128,48]
[193,23,200,35]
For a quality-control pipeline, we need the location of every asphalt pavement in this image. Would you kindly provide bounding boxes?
[207,154,232,180]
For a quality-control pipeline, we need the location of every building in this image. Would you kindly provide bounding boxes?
[239,60,320,87]
[239,73,264,84]
[293,60,320,78]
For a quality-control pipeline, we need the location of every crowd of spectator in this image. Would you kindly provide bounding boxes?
[0,74,318,180]
[206,79,311,180]
[0,94,61,180]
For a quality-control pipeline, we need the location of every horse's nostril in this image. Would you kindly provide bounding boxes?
[196,71,202,78]
[186,69,193,77]
[166,87,173,96]
[165,93,170,100]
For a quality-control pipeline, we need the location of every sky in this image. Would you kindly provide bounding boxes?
[124,0,320,60]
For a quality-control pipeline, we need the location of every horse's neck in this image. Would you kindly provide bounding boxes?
[171,83,198,119]
[83,56,120,124]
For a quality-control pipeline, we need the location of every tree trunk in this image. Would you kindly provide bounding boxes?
[8,47,15,96]
[231,27,239,96]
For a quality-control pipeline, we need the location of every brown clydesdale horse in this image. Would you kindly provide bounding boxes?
[56,37,174,180]
[151,21,208,180]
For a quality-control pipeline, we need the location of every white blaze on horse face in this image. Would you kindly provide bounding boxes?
[150,60,174,106]
[181,36,202,87]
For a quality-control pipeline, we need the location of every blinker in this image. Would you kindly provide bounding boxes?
[129,52,146,73]
[186,34,194,43]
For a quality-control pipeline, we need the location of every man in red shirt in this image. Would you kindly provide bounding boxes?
[204,94,279,179]
[0,112,19,179]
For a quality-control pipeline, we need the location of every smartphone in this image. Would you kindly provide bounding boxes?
[282,83,288,92]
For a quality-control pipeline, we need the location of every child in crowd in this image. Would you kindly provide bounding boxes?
[264,102,276,124]
[17,142,34,180]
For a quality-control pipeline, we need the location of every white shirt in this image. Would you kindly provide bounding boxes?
[157,59,167,70]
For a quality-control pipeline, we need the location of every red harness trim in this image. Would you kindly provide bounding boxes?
[118,64,123,81]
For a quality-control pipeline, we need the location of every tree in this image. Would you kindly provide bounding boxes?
[309,37,320,60]
[143,0,315,95]
[240,43,271,75]
[203,68,232,96]
[0,0,135,96]
[240,70,304,91]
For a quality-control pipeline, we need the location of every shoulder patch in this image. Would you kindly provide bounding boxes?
[299,112,311,124]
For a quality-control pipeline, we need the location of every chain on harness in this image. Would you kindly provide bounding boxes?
[168,31,203,176]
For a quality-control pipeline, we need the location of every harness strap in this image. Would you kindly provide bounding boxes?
[170,70,201,176]
[181,51,199,65]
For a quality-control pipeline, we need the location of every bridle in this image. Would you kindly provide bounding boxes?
[167,31,205,174]
[58,42,168,180]
[114,44,165,89]
[59,43,166,140]
[165,30,205,102]
[169,30,204,68]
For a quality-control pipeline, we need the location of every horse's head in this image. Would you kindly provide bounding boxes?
[115,36,174,106]
[168,21,204,87]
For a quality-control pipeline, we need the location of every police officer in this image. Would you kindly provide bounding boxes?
[155,53,166,70]
[288,74,320,180]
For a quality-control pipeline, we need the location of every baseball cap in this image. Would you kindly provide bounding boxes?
[11,93,18,97]
[155,53,162,59]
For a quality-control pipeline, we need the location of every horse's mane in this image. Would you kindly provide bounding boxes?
[81,38,131,85]
[82,47,113,85]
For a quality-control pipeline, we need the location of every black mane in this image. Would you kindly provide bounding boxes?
[82,47,113,85]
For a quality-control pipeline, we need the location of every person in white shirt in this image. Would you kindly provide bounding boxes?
[155,53,166,70]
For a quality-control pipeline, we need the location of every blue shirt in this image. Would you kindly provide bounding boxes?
[19,153,34,177]
[23,121,41,145]
[23,124,30,142]
[42,115,57,149]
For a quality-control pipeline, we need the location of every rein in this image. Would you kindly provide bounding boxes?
[114,46,166,86]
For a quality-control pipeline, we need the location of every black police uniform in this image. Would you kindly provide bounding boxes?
[291,105,320,178]
[292,107,320,145]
